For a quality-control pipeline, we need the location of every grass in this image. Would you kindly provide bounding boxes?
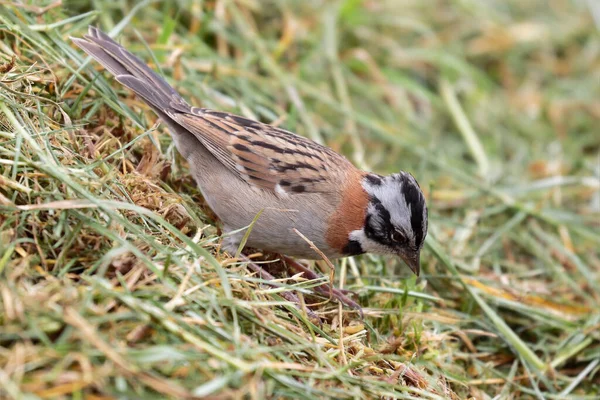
[1,0,599,398]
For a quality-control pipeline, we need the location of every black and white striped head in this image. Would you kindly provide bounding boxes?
[346,172,428,275]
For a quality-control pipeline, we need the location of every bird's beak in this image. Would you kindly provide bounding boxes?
[400,252,421,276]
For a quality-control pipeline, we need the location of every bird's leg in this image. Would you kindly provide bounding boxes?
[238,254,320,321]
[282,256,363,316]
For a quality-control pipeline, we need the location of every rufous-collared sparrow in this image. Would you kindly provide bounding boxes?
[73,27,428,312]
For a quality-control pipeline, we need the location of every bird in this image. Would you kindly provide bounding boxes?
[72,27,428,312]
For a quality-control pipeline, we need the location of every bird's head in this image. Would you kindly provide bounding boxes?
[345,172,428,275]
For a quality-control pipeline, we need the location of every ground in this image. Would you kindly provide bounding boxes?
[0,0,599,399]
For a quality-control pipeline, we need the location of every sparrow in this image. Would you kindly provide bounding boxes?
[72,27,428,311]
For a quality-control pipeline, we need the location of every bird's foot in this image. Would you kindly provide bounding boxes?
[282,256,363,318]
[237,254,321,322]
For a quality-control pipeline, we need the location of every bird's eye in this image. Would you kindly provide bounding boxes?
[391,230,407,244]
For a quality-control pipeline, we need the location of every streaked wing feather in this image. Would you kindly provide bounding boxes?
[171,108,351,194]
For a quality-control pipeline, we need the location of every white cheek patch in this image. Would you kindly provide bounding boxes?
[349,229,394,255]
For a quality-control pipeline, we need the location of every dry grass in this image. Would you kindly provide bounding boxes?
[1,0,599,398]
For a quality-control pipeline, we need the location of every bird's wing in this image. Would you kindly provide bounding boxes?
[170,108,354,194]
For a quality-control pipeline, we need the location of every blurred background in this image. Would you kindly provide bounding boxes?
[0,0,598,398]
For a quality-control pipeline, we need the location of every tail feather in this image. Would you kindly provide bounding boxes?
[116,75,166,111]
[71,37,129,77]
[72,26,187,112]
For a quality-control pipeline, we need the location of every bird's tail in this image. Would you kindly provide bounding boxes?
[71,26,187,113]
